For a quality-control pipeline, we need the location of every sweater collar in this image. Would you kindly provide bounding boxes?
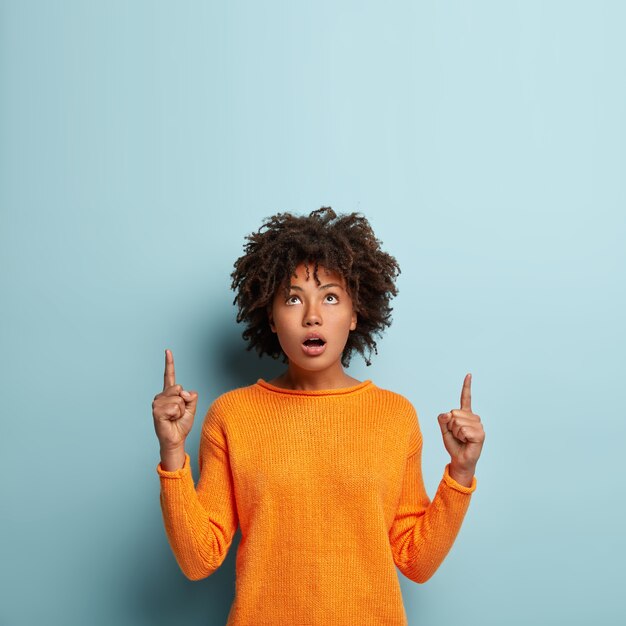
[255,378,374,397]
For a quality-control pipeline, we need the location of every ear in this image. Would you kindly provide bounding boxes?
[350,309,357,332]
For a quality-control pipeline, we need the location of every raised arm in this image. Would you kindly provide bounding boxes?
[153,349,238,580]
[157,413,239,580]
[388,431,476,583]
[389,374,484,583]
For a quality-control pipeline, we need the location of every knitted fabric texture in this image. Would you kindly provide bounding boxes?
[156,378,477,625]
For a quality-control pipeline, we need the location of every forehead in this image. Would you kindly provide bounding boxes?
[289,262,345,285]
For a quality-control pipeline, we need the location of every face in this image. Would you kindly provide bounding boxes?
[268,262,357,376]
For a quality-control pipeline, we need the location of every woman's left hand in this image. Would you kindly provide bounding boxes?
[437,374,485,482]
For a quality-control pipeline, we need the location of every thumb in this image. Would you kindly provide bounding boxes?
[181,389,198,412]
[437,412,453,437]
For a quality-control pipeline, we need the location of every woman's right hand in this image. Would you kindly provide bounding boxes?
[152,349,198,450]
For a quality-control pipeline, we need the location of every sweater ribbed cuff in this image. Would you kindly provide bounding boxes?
[443,463,477,494]
[156,452,191,479]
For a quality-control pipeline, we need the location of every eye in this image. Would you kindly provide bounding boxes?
[325,293,339,303]
[286,295,301,305]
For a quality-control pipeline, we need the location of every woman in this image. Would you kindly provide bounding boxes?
[152,207,485,625]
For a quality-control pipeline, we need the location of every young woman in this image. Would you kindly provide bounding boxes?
[152,207,485,625]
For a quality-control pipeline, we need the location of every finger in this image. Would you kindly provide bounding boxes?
[451,421,472,441]
[163,349,176,391]
[153,392,186,412]
[453,425,485,444]
[162,384,183,397]
[449,409,480,422]
[181,389,198,412]
[437,412,454,437]
[460,373,472,411]
[448,412,485,438]
[181,389,196,401]
[448,416,478,431]
[163,402,183,420]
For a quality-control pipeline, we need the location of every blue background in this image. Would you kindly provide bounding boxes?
[1,1,624,625]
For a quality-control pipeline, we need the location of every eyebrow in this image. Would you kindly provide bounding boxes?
[288,283,344,291]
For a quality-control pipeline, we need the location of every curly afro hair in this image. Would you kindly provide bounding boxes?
[230,207,401,367]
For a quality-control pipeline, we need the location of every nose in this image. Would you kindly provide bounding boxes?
[303,303,322,326]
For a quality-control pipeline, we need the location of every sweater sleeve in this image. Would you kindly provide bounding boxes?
[388,412,476,584]
[156,400,239,580]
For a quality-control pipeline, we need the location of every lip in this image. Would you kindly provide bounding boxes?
[301,342,327,356]
[303,332,326,343]
[301,332,327,357]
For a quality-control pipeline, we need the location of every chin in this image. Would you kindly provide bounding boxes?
[290,358,341,373]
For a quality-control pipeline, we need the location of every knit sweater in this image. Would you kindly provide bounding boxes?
[156,378,477,625]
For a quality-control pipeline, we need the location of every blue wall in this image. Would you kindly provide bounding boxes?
[1,1,624,624]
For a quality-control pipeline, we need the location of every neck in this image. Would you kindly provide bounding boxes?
[273,364,359,391]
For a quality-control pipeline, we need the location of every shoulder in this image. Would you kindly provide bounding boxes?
[369,383,423,455]
[369,383,418,418]
[211,382,260,411]
[200,382,260,442]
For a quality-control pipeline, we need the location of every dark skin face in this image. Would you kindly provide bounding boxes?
[266,262,359,391]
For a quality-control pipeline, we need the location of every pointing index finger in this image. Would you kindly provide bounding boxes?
[460,373,472,411]
[163,349,176,391]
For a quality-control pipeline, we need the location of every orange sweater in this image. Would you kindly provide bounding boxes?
[156,378,477,625]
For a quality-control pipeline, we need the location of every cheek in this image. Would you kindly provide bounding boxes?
[340,307,356,325]
[268,301,282,331]
[271,311,297,338]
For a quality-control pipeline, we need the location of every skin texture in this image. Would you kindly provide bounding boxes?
[267,262,359,391]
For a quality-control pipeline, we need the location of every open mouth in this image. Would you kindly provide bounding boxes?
[303,338,326,347]
[301,338,327,355]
